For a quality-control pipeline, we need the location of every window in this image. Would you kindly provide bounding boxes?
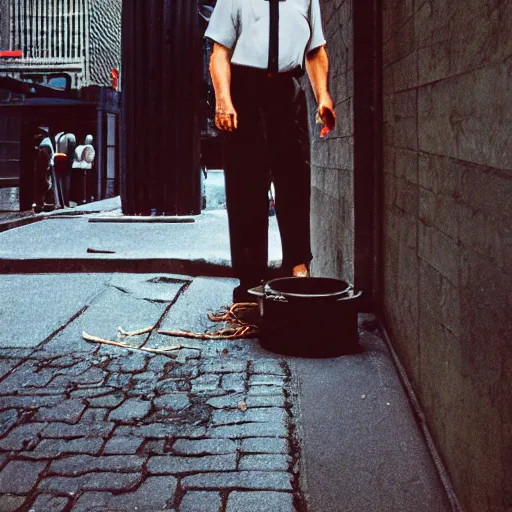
[21,72,71,90]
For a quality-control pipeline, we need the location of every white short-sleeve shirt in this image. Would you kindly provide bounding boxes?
[204,0,326,73]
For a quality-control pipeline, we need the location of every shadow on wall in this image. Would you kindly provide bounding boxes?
[380,1,512,512]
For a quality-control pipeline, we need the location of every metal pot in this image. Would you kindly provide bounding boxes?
[248,277,362,357]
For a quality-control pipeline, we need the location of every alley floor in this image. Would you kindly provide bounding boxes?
[0,198,453,512]
[1,274,302,511]
[0,271,452,512]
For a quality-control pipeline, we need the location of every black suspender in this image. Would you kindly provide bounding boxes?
[266,0,285,74]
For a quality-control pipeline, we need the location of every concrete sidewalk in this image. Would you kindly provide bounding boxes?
[0,193,122,234]
[0,273,452,512]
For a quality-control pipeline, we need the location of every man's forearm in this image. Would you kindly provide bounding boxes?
[209,42,238,131]
[209,43,234,110]
[305,45,330,103]
[306,45,336,135]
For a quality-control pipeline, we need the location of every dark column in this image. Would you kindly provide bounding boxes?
[353,0,383,311]
[121,0,202,215]
[96,107,104,201]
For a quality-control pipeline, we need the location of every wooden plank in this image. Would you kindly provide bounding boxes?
[88,217,196,224]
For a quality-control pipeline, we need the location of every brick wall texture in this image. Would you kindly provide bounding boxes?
[381,1,512,511]
[312,0,511,509]
[307,0,354,282]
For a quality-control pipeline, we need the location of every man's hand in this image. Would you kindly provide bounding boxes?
[210,43,238,132]
[306,45,336,137]
[215,105,238,132]
[317,94,336,138]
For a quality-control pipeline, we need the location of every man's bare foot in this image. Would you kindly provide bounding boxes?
[292,263,310,278]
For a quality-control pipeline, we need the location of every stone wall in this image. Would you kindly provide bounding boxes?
[308,0,354,282]
[381,1,512,511]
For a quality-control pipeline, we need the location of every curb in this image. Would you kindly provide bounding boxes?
[0,257,286,279]
[0,258,235,277]
[0,215,43,234]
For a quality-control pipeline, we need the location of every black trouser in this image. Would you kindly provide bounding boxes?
[54,156,70,208]
[34,147,54,207]
[224,65,312,286]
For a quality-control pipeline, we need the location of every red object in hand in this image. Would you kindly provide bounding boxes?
[319,107,336,138]
[111,68,119,90]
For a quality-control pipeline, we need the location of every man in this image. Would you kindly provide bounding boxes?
[32,127,57,213]
[205,0,336,303]
[54,131,77,208]
[72,135,96,204]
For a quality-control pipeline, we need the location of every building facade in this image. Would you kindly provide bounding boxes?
[0,0,122,206]
[0,0,121,89]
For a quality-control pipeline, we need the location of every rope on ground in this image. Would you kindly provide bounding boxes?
[208,302,258,325]
[159,302,260,340]
[159,325,258,340]
[81,302,260,354]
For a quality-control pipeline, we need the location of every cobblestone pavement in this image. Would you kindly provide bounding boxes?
[0,276,303,512]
